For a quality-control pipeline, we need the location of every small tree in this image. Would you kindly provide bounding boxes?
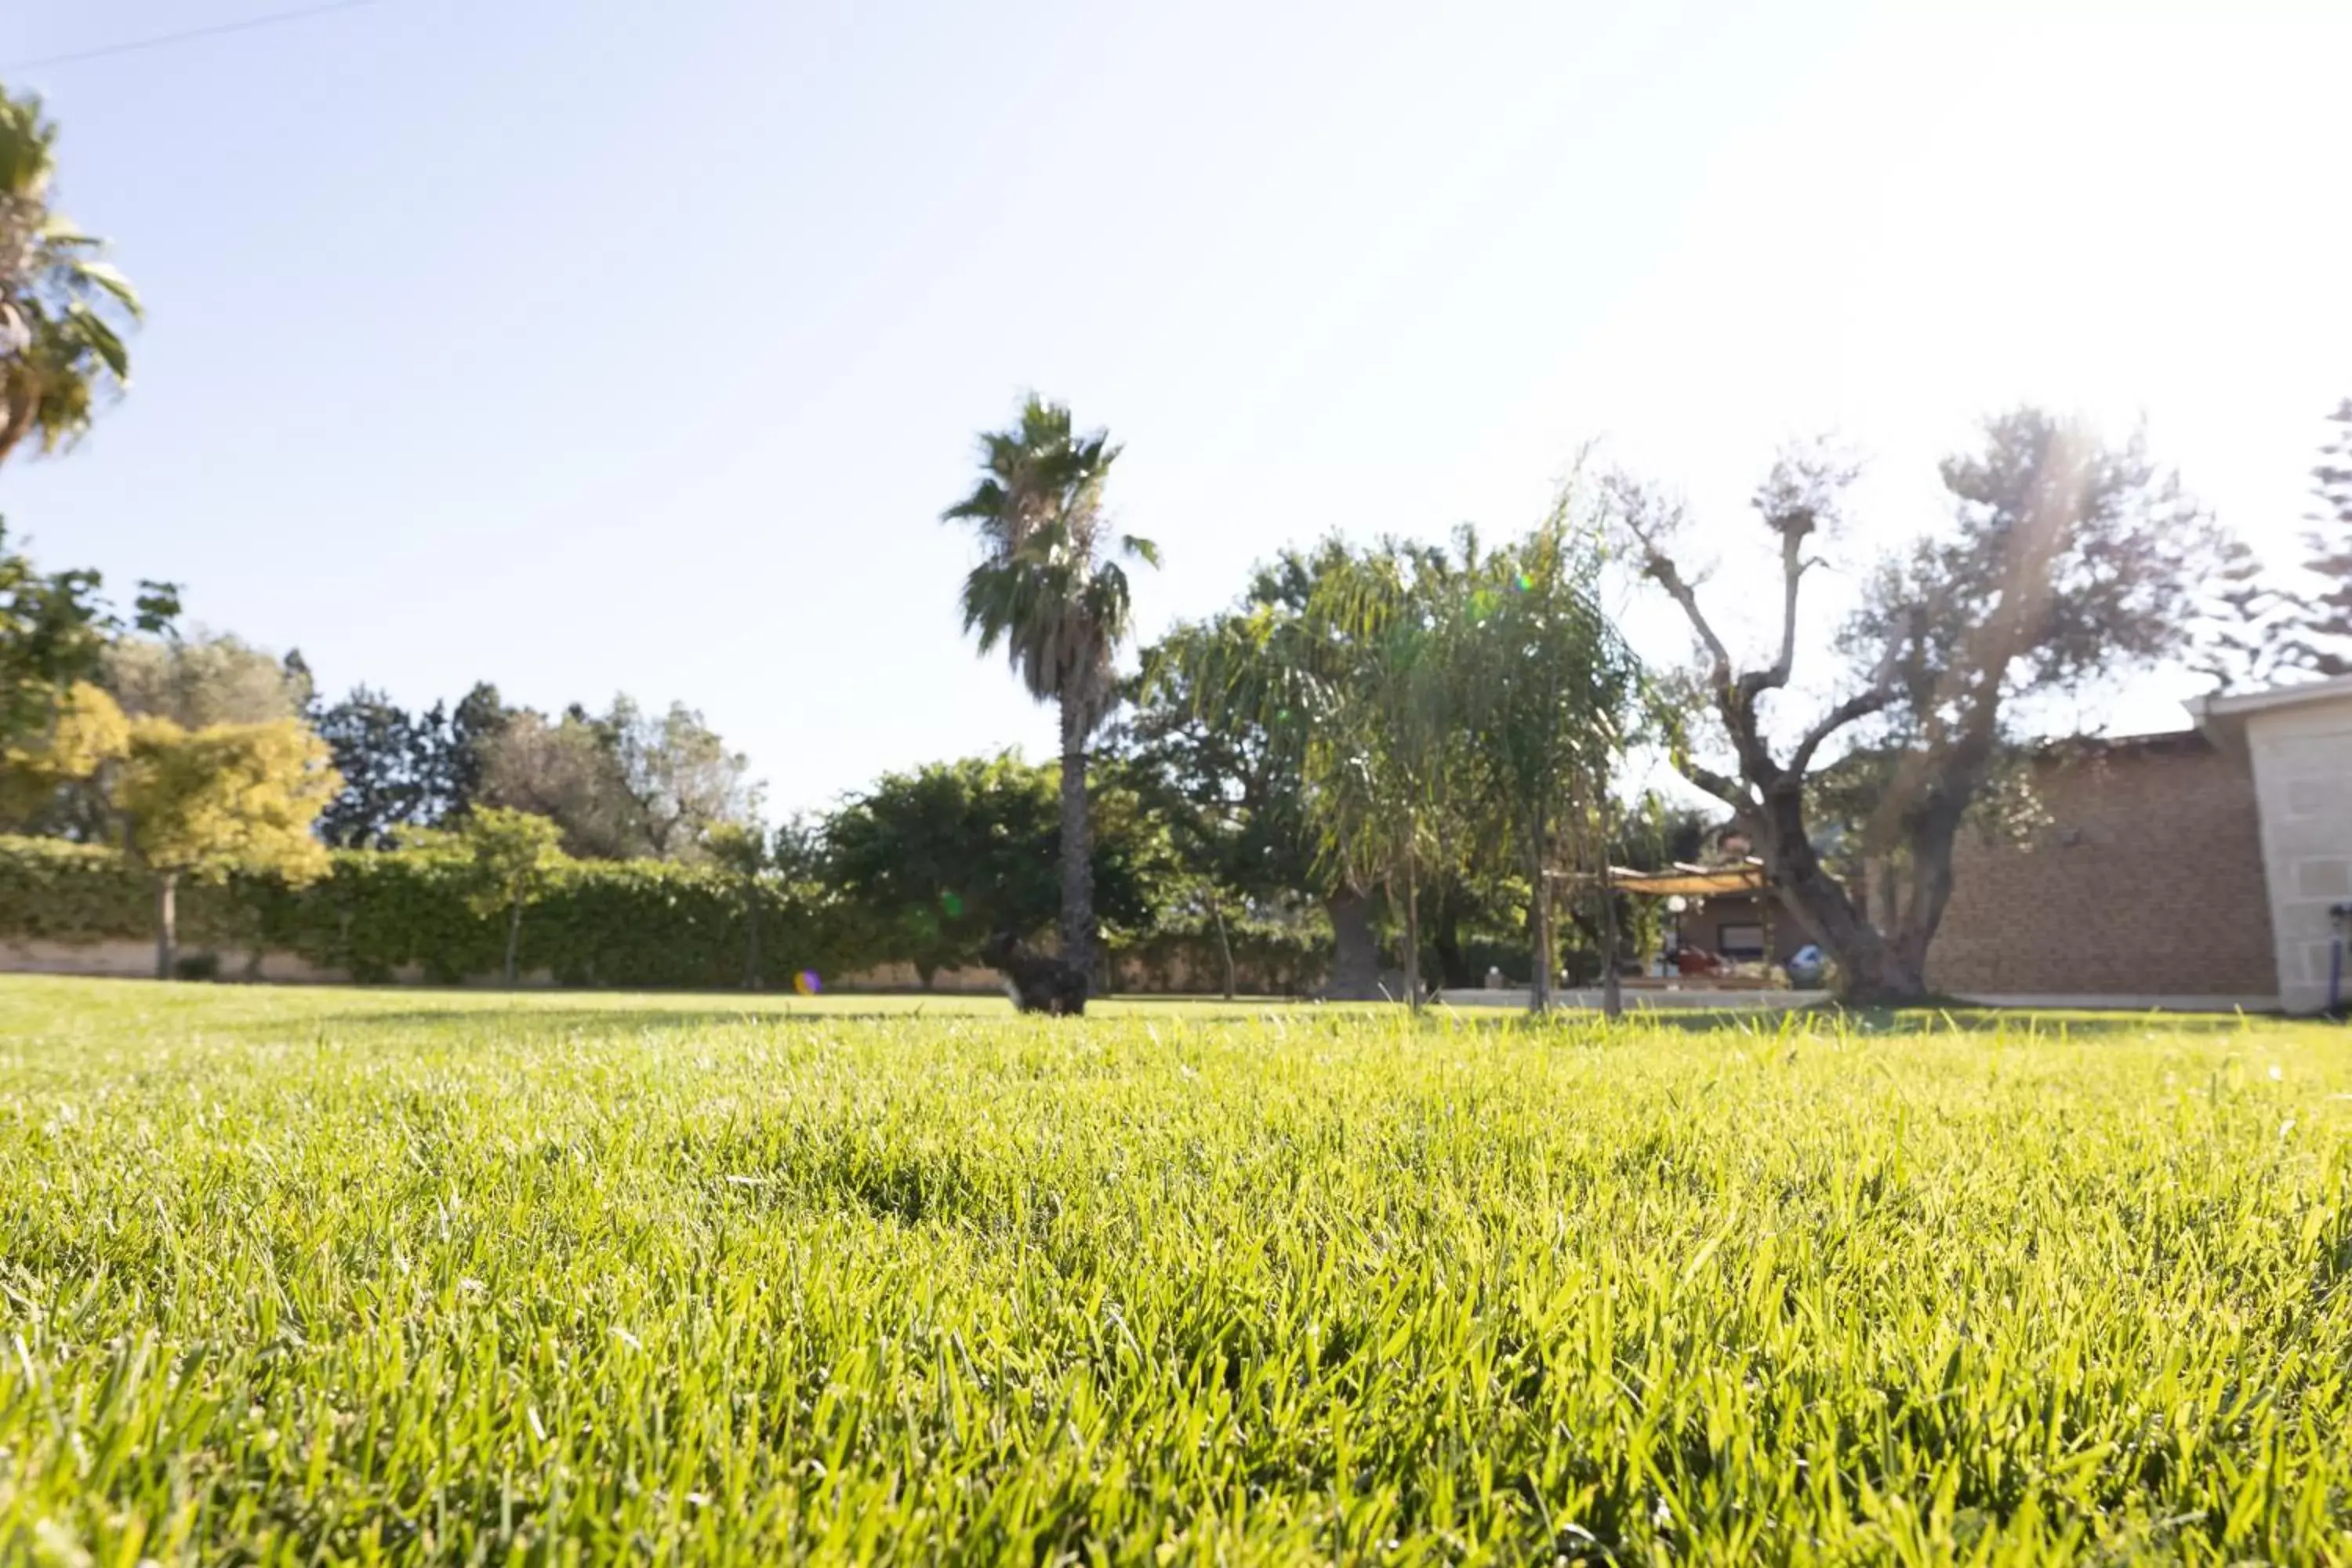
[456,806,568,986]
[110,711,340,979]
[1454,507,1645,1013]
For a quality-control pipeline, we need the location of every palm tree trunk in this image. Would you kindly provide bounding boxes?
[504,900,523,987]
[1057,697,1096,989]
[153,872,177,981]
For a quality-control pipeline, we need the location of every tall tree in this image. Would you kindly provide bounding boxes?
[0,89,140,466]
[1612,410,2223,1003]
[1145,541,1388,998]
[1303,543,1471,1007]
[943,396,1158,985]
[415,681,507,825]
[476,705,638,858]
[2191,535,2309,693]
[105,630,308,728]
[601,696,752,859]
[2291,397,2352,677]
[315,685,426,848]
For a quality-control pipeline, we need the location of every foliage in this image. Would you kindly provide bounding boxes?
[0,679,126,830]
[1449,505,1646,1008]
[2292,397,2352,677]
[448,807,564,921]
[943,394,1159,977]
[600,695,753,859]
[314,679,508,847]
[475,694,750,862]
[1613,409,2225,1003]
[825,753,1169,985]
[114,713,339,888]
[0,833,858,989]
[314,684,430,848]
[0,832,214,942]
[2,983,2349,1562]
[0,517,175,753]
[0,89,141,465]
[103,630,309,729]
[2190,535,2310,692]
[448,806,567,983]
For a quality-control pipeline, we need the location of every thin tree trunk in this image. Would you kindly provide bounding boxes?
[1057,698,1096,991]
[504,900,523,987]
[744,878,762,990]
[1210,900,1236,1000]
[1432,894,1469,991]
[1325,888,1380,1000]
[1598,797,1622,1019]
[1400,844,1423,1010]
[1529,809,1552,1014]
[154,872,177,981]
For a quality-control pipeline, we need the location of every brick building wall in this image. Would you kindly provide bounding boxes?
[1925,735,2277,999]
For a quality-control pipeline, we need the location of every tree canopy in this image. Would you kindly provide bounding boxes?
[1613,408,2226,1002]
[0,89,140,466]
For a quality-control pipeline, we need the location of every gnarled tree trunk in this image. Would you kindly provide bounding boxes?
[1749,783,1935,1004]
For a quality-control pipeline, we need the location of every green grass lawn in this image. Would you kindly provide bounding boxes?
[1,977,2347,1563]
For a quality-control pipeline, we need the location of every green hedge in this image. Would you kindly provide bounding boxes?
[1110,915,1330,996]
[1,836,858,989]
[1,836,1337,994]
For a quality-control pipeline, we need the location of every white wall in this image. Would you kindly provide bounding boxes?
[2245,691,2352,1013]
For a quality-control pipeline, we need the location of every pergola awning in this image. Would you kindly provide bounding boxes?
[1588,860,1767,898]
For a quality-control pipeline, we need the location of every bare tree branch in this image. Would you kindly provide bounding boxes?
[1740,516,1809,701]
[1788,633,1905,778]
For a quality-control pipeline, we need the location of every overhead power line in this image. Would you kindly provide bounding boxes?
[3,0,381,73]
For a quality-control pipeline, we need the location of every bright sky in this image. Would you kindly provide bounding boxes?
[4,0,2347,815]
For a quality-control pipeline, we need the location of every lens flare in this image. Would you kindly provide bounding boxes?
[940,891,964,918]
[793,970,822,996]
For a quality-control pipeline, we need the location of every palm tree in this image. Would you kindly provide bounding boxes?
[1,88,140,468]
[944,396,1157,984]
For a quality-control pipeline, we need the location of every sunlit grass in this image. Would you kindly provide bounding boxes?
[1,977,2347,1563]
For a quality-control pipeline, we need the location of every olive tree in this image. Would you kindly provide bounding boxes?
[1612,408,2222,1004]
